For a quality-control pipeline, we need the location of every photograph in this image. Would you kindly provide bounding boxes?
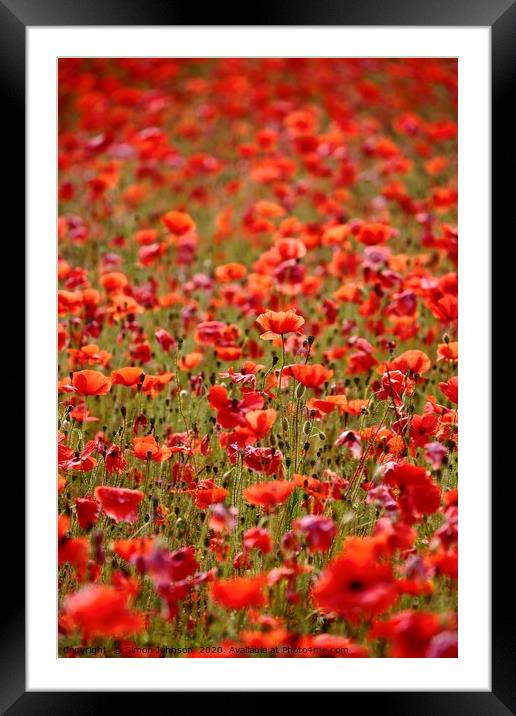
[57,57,459,659]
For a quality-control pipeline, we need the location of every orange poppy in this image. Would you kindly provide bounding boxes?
[344,399,369,416]
[178,351,203,371]
[132,435,172,463]
[100,271,129,293]
[107,295,144,322]
[162,210,195,235]
[111,366,146,387]
[72,370,112,396]
[379,349,432,376]
[214,262,247,283]
[255,309,305,340]
[436,342,458,362]
[141,372,174,397]
[112,538,155,562]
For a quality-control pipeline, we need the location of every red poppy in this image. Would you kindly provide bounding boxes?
[155,327,176,353]
[313,543,398,623]
[293,515,336,553]
[75,497,100,530]
[62,584,146,642]
[195,320,240,347]
[297,634,369,658]
[355,222,393,246]
[241,409,277,440]
[104,444,128,475]
[94,486,144,523]
[306,394,348,416]
[243,480,294,511]
[242,446,284,476]
[410,413,439,447]
[208,385,264,429]
[112,537,155,562]
[210,574,268,610]
[284,363,333,388]
[369,610,457,657]
[383,462,441,521]
[193,486,229,509]
[58,537,89,580]
[243,527,273,554]
[439,375,458,404]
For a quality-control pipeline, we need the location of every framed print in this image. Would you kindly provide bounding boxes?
[3,0,511,709]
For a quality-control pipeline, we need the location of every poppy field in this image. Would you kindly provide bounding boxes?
[58,58,458,659]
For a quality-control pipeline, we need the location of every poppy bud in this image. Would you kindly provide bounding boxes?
[307,335,315,346]
[318,432,326,441]
[303,420,311,435]
[295,382,305,399]
[272,355,279,366]
[443,333,450,344]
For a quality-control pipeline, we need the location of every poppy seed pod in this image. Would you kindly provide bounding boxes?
[295,382,306,399]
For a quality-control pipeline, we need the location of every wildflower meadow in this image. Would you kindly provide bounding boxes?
[58,58,458,658]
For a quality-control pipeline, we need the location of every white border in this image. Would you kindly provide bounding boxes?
[27,27,490,691]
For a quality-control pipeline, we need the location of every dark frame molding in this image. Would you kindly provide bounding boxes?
[4,0,511,711]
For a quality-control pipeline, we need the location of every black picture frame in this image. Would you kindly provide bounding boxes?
[3,0,510,711]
